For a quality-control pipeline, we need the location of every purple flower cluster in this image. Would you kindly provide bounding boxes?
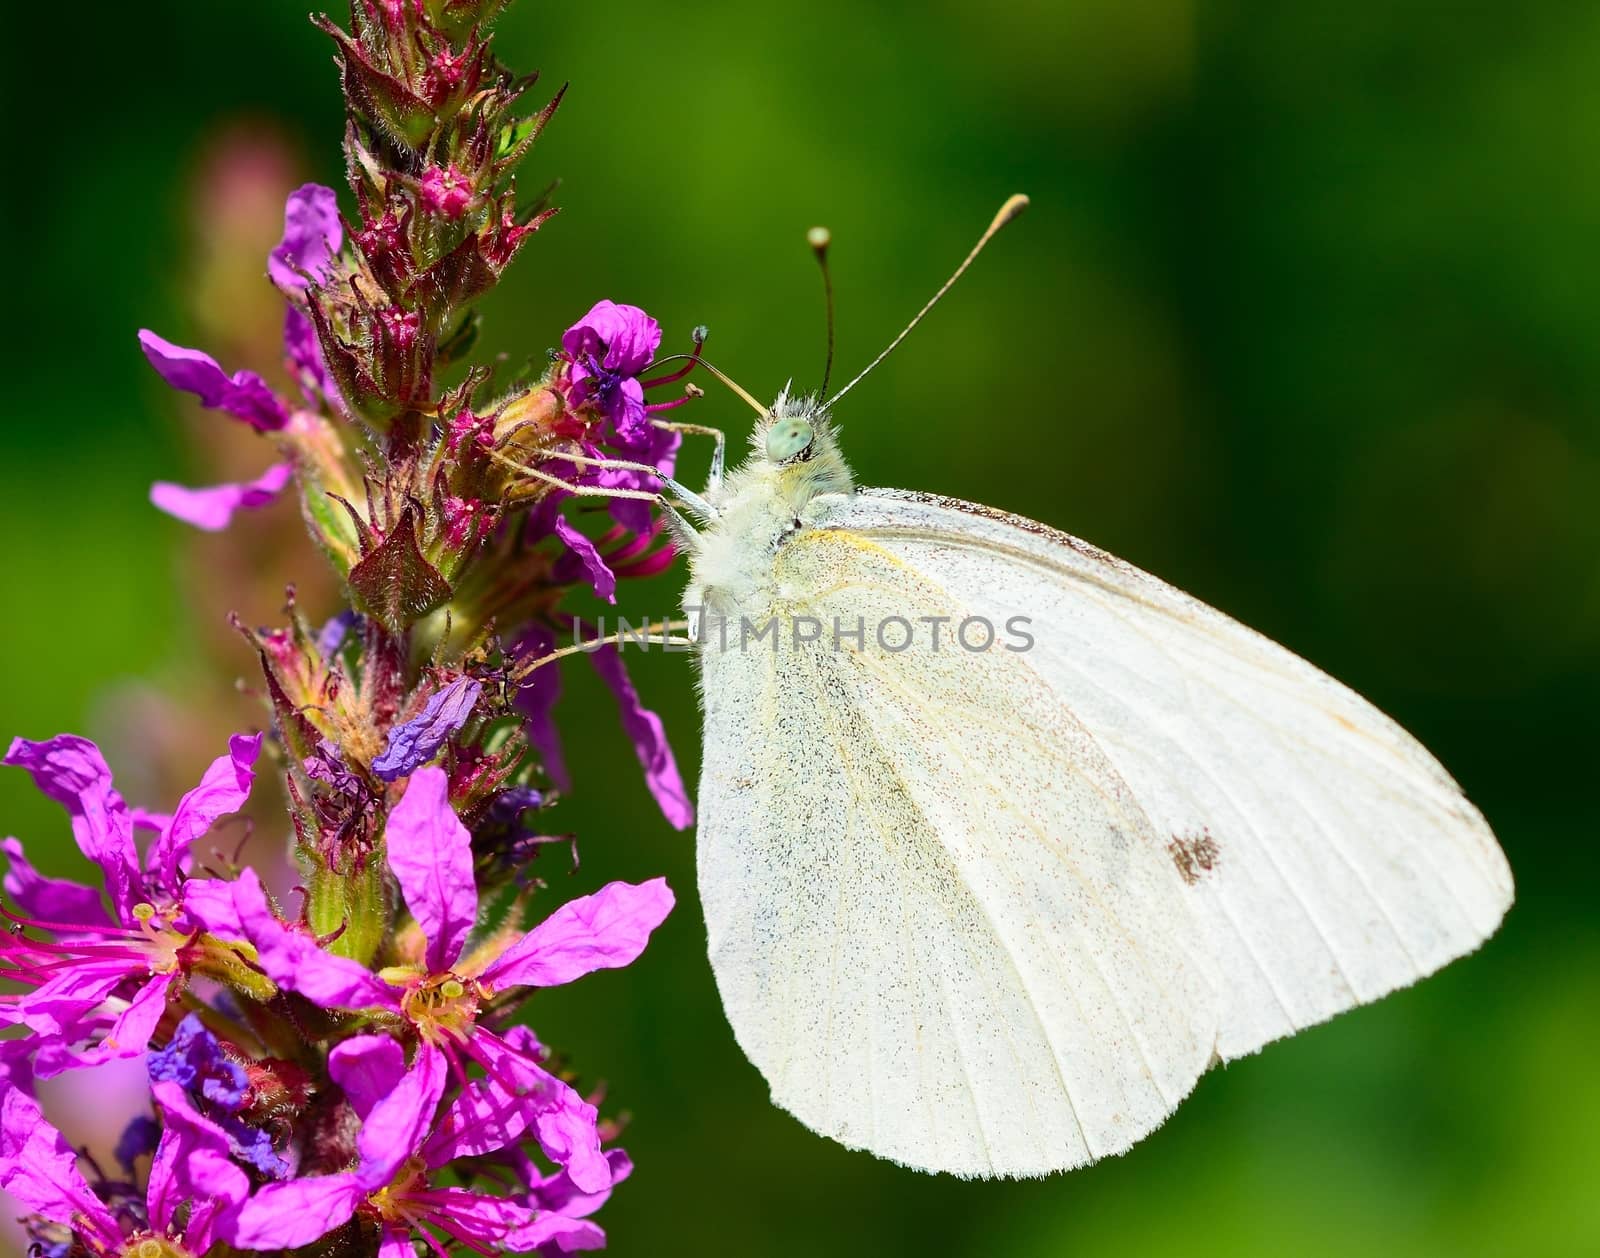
[2,741,672,1255]
[137,193,693,830]
[5,2,708,1254]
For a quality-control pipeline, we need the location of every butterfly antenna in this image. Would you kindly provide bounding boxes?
[826,193,1029,408]
[808,225,836,397]
[646,352,768,417]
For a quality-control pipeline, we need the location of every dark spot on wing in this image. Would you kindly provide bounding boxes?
[1168,828,1220,885]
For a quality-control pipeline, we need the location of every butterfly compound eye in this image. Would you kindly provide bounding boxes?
[765,417,815,463]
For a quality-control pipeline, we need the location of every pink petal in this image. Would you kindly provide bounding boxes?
[229,1173,363,1250]
[284,305,341,405]
[232,869,401,1012]
[148,732,262,889]
[4,734,141,921]
[1,837,108,927]
[479,878,674,992]
[328,1034,407,1120]
[422,1027,579,1168]
[150,461,294,532]
[9,962,126,1037]
[530,1149,633,1219]
[130,807,173,833]
[356,1042,447,1189]
[0,1091,120,1249]
[385,766,477,972]
[560,301,661,375]
[102,971,176,1058]
[588,643,694,829]
[148,1081,250,1250]
[534,1102,611,1196]
[269,184,343,292]
[379,1227,417,1258]
[178,877,246,939]
[554,514,617,603]
[137,329,289,431]
[504,1213,607,1253]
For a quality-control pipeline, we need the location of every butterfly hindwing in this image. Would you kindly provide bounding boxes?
[695,518,1218,1177]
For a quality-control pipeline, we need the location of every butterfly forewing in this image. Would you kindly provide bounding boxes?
[834,488,1514,1061]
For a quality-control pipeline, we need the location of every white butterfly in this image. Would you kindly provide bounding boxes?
[652,198,1513,1178]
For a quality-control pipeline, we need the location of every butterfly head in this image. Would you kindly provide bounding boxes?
[750,386,853,499]
[757,387,824,461]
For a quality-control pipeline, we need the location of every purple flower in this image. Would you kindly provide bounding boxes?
[148,1013,248,1109]
[515,628,694,830]
[563,301,662,445]
[139,186,345,531]
[284,305,342,406]
[137,326,299,531]
[232,1037,603,1253]
[226,768,672,1190]
[149,1013,289,1179]
[271,185,345,406]
[1,733,261,1071]
[316,608,361,660]
[588,641,694,829]
[268,183,342,293]
[0,1083,248,1257]
[514,623,570,790]
[499,1141,633,1249]
[371,675,483,781]
[137,330,288,431]
[149,460,294,532]
[553,512,619,603]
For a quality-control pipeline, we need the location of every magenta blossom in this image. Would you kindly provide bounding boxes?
[550,306,684,536]
[0,733,261,1072]
[141,184,344,530]
[149,460,295,532]
[515,626,693,831]
[0,1082,249,1257]
[268,182,342,293]
[269,183,345,407]
[419,162,475,219]
[230,1034,607,1253]
[137,331,288,432]
[563,300,662,446]
[228,768,672,1180]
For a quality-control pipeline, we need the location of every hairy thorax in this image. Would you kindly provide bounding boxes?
[684,407,855,623]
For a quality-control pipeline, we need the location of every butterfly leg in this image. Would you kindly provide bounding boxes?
[495,457,662,504]
[658,498,703,554]
[511,619,694,681]
[652,418,727,495]
[509,447,718,522]
[491,447,704,550]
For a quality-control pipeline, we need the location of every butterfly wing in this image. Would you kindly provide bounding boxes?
[835,488,1513,1062]
[694,516,1221,1178]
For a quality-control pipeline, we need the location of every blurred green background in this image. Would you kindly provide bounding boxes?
[3,1,1597,1255]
